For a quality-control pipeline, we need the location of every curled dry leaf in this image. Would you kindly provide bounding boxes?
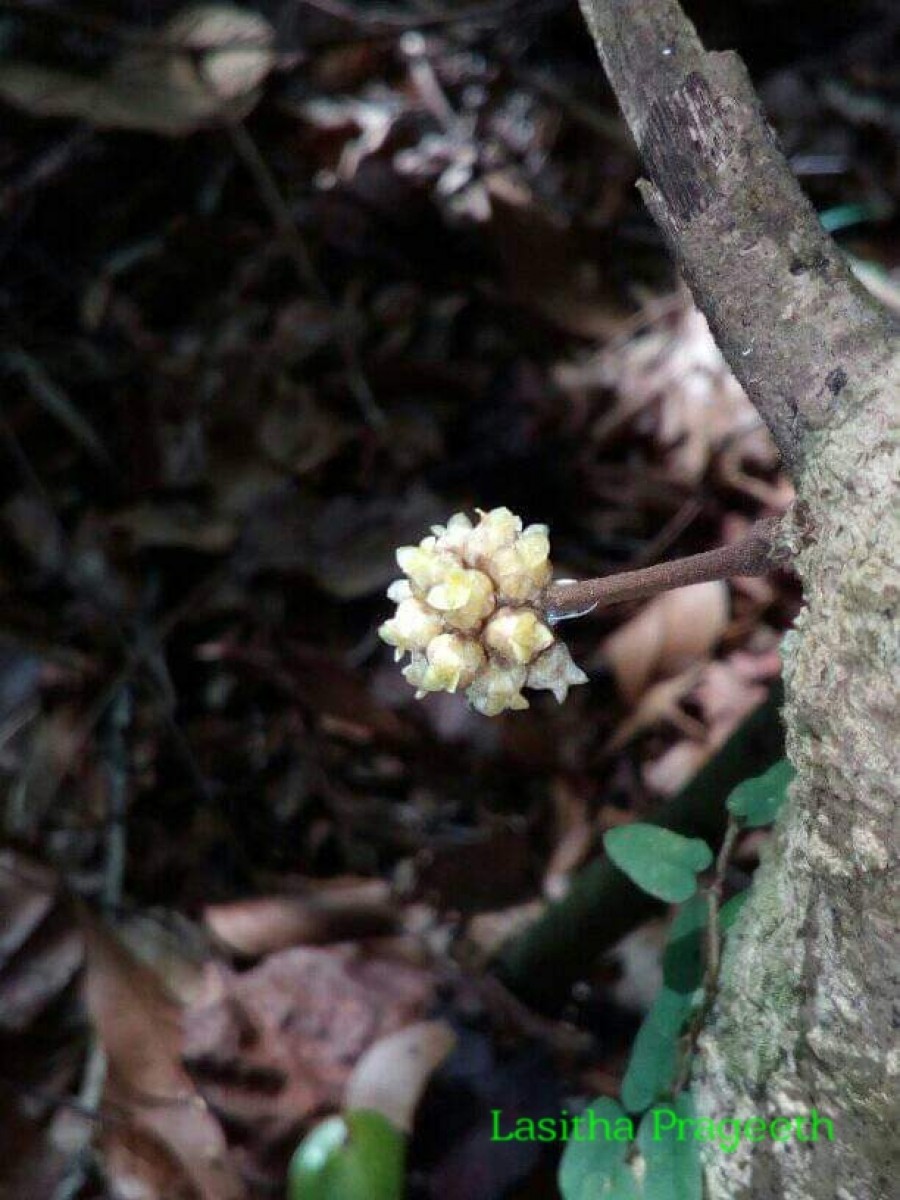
[692,650,780,746]
[344,1019,457,1134]
[642,738,710,797]
[0,853,85,1200]
[0,5,275,137]
[0,852,82,1033]
[603,667,705,755]
[203,880,397,957]
[81,917,245,1200]
[571,295,781,482]
[543,778,593,900]
[601,580,729,706]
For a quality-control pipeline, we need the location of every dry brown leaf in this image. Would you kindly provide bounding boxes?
[0,854,85,1199]
[204,881,397,957]
[692,652,779,746]
[642,738,710,796]
[0,6,274,137]
[604,667,705,755]
[601,581,729,705]
[580,296,781,481]
[81,918,244,1200]
[182,943,435,1171]
[344,1020,456,1134]
[543,779,593,899]
[0,853,82,1033]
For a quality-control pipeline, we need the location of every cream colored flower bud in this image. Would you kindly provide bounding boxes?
[395,542,452,592]
[491,539,553,602]
[431,512,473,553]
[426,567,494,631]
[379,598,443,658]
[525,642,589,703]
[463,506,521,563]
[466,662,528,717]
[386,579,412,604]
[380,506,587,715]
[484,608,553,665]
[425,633,485,692]
[401,653,431,698]
[517,526,551,569]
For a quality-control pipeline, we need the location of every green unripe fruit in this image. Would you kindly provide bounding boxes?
[287,1109,405,1200]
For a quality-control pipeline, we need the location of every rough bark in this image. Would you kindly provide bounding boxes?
[576,2,900,1197]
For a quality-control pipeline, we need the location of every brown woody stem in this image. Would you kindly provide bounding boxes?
[542,517,783,620]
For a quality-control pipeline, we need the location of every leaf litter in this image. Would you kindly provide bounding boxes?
[0,1,893,1195]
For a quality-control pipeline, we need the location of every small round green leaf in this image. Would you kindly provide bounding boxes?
[559,1098,633,1200]
[662,894,707,994]
[638,1093,703,1200]
[621,988,692,1113]
[287,1110,405,1200]
[604,825,713,903]
[726,759,795,827]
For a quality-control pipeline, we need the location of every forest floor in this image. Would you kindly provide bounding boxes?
[0,2,897,1197]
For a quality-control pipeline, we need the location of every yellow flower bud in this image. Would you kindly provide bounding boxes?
[431,512,473,554]
[395,542,452,592]
[516,526,551,569]
[386,579,412,604]
[427,567,494,631]
[379,598,443,658]
[425,633,485,692]
[491,542,553,602]
[401,653,432,697]
[380,506,587,715]
[484,608,553,665]
[463,506,521,564]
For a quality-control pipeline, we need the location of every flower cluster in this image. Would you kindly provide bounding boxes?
[379,508,587,715]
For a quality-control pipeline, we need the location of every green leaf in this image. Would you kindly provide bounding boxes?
[726,759,795,827]
[559,1098,636,1200]
[287,1109,405,1200]
[621,989,692,1114]
[662,894,707,994]
[604,825,713,903]
[638,1094,703,1200]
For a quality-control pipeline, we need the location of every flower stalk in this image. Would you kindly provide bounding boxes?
[542,517,784,622]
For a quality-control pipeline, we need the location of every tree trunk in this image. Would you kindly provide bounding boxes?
[576,2,900,1196]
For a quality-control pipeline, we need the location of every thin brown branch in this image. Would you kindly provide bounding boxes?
[543,516,784,620]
